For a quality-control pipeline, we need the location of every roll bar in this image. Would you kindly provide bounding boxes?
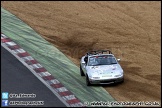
[86,50,112,56]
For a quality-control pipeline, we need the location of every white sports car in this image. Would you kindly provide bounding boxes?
[80,50,124,86]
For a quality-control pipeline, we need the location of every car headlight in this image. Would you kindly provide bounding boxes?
[114,72,123,77]
[121,70,124,74]
[89,76,100,80]
[114,75,122,77]
[92,77,100,79]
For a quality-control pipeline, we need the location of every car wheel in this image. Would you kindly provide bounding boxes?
[121,77,124,83]
[80,64,85,76]
[86,74,91,86]
[118,77,124,84]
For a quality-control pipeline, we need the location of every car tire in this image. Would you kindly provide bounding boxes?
[80,64,85,76]
[121,77,124,83]
[86,74,91,86]
[118,77,124,84]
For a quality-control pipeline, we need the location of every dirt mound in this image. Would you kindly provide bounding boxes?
[1,1,161,102]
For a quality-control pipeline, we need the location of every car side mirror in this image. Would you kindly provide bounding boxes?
[82,61,85,64]
[117,59,120,62]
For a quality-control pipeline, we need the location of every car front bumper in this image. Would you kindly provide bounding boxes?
[89,76,124,84]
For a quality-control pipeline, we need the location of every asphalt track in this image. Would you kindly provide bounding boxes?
[1,46,66,107]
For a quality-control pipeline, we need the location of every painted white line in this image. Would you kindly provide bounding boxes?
[1,34,7,38]
[12,48,26,54]
[50,79,60,84]
[21,56,34,61]
[46,79,61,85]
[43,72,51,76]
[1,43,70,107]
[29,63,43,69]
[1,37,6,39]
[37,71,48,77]
[37,71,51,77]
[56,87,68,92]
[5,41,16,46]
[62,95,76,101]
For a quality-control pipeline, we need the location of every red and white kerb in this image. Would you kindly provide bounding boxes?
[1,33,84,107]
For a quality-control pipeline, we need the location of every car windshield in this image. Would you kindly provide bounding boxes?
[88,55,117,66]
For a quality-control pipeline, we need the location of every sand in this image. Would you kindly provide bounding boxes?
[1,1,161,102]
